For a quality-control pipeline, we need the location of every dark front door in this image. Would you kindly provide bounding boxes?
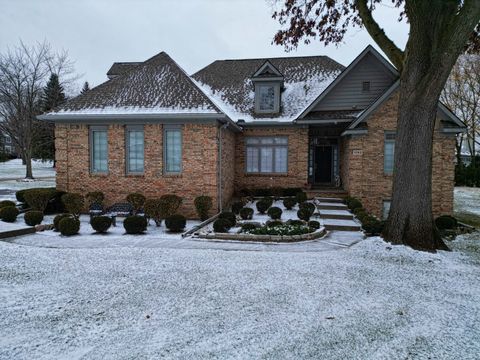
[314,145,333,184]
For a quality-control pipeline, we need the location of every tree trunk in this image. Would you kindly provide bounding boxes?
[25,151,33,179]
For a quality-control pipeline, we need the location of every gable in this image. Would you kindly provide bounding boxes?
[252,61,283,79]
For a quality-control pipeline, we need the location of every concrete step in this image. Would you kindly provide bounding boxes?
[317,202,348,210]
[321,218,361,231]
[319,209,354,220]
[316,197,345,204]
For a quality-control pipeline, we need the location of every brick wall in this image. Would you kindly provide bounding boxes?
[55,123,224,219]
[233,126,309,191]
[220,127,236,210]
[342,92,456,218]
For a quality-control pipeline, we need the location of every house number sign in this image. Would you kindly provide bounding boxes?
[352,149,363,156]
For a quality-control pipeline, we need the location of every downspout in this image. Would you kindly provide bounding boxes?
[218,123,229,212]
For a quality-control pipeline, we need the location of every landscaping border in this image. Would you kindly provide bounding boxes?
[195,227,327,243]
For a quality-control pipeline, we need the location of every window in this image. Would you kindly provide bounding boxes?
[382,200,391,220]
[164,127,182,173]
[362,81,371,92]
[5,135,11,144]
[246,137,288,173]
[126,127,144,174]
[90,127,108,173]
[258,85,275,111]
[384,132,395,174]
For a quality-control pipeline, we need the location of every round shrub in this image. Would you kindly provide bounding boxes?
[54,214,71,231]
[126,193,146,214]
[283,197,297,210]
[24,188,56,212]
[159,194,183,219]
[295,191,308,204]
[0,206,19,222]
[144,199,162,226]
[435,215,457,230]
[218,211,236,226]
[61,193,84,218]
[231,201,245,215]
[45,190,66,214]
[287,219,305,226]
[308,220,320,230]
[346,197,362,211]
[0,200,16,209]
[297,208,312,221]
[16,189,27,203]
[194,195,213,221]
[86,191,105,206]
[261,197,274,208]
[267,206,283,220]
[123,215,147,234]
[241,223,259,232]
[266,220,283,228]
[256,199,270,214]
[24,210,44,226]
[299,202,316,216]
[353,207,366,216]
[59,217,80,236]
[213,218,232,233]
[165,214,187,233]
[91,216,112,233]
[239,207,254,220]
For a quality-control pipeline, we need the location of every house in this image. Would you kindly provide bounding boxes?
[38,46,465,219]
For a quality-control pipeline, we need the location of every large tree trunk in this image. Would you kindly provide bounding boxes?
[25,151,33,179]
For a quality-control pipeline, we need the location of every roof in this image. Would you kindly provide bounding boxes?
[43,52,223,119]
[299,110,362,122]
[192,55,344,122]
[106,62,142,77]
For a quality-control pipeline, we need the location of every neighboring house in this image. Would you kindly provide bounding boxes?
[0,131,14,155]
[38,45,465,219]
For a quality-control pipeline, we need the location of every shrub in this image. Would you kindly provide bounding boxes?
[45,190,66,214]
[267,206,282,220]
[435,215,457,230]
[194,195,213,221]
[270,187,284,199]
[249,224,313,236]
[123,215,147,234]
[213,218,232,233]
[24,188,56,212]
[261,197,274,208]
[24,211,44,226]
[241,223,259,232]
[295,191,308,204]
[61,193,84,218]
[362,217,385,236]
[299,202,316,217]
[158,194,182,219]
[284,187,302,197]
[308,220,321,230]
[239,207,254,220]
[283,197,297,210]
[0,206,19,222]
[231,201,245,215]
[347,198,362,211]
[353,207,366,216]
[0,200,16,208]
[91,216,112,233]
[297,208,312,221]
[126,193,146,214]
[256,199,270,214]
[165,214,187,232]
[219,211,236,226]
[355,210,369,223]
[287,219,305,226]
[59,217,80,236]
[266,220,283,227]
[144,199,162,226]
[86,191,105,207]
[54,214,71,231]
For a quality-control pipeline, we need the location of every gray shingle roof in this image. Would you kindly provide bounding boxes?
[49,52,222,116]
[192,56,344,122]
[106,62,142,77]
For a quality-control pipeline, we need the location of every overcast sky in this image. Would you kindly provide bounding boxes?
[0,0,408,92]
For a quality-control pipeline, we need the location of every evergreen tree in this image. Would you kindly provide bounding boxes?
[42,73,66,112]
[81,81,90,94]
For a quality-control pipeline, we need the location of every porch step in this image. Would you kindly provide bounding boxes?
[306,190,348,199]
[316,197,344,204]
[318,209,354,220]
[317,202,348,210]
[321,218,361,231]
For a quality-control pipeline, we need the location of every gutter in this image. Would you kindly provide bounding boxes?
[217,123,229,213]
[37,113,227,122]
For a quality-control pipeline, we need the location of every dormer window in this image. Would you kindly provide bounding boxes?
[252,61,283,114]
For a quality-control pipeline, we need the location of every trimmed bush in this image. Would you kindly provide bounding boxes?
[16,189,28,203]
[284,187,303,197]
[144,199,162,226]
[54,214,71,231]
[158,194,182,219]
[362,217,385,236]
[231,201,245,215]
[194,195,213,221]
[91,216,112,233]
[256,199,270,214]
[0,206,19,222]
[61,193,84,218]
[213,218,232,233]
[126,193,146,214]
[241,223,259,232]
[299,202,316,217]
[266,220,283,227]
[45,190,66,214]
[239,207,254,220]
[283,197,297,210]
[287,219,305,226]
[353,207,366,216]
[0,200,16,208]
[270,187,284,199]
[295,191,308,204]
[297,208,312,221]
[267,206,283,220]
[435,215,457,230]
[24,188,56,212]
[86,191,105,207]
[249,224,313,236]
[347,198,362,211]
[123,215,147,234]
[59,217,80,236]
[261,197,274,208]
[218,211,236,226]
[24,210,44,226]
[308,220,320,230]
[165,214,187,233]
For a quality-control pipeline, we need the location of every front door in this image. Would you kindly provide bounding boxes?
[314,145,333,184]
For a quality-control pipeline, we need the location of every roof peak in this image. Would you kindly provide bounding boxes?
[214,54,332,62]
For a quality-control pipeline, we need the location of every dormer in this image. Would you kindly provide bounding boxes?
[251,61,283,114]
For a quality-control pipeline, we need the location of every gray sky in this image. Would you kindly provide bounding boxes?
[0,0,408,92]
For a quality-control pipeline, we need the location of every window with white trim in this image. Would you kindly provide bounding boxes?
[246,137,288,173]
[384,132,395,174]
[90,127,108,173]
[126,127,144,174]
[164,127,182,173]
